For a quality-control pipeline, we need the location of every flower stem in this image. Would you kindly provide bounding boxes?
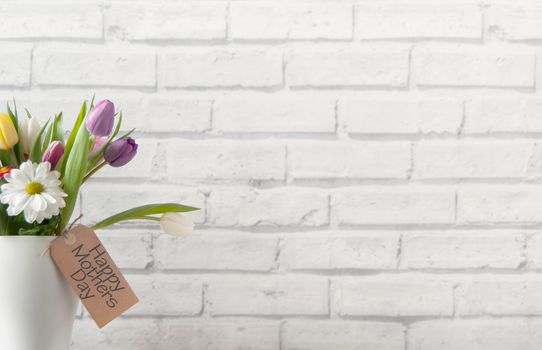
[83,161,106,182]
[131,216,160,222]
[91,215,160,230]
[8,149,18,167]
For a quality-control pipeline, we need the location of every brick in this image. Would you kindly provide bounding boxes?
[19,94,210,133]
[155,231,278,271]
[283,321,404,350]
[97,229,153,270]
[72,319,159,350]
[230,3,352,40]
[107,3,226,40]
[287,49,409,87]
[0,3,102,39]
[161,50,282,88]
[289,141,411,179]
[17,94,211,133]
[409,319,542,350]
[281,232,399,270]
[412,48,535,87]
[0,47,31,87]
[356,3,481,39]
[456,279,542,315]
[34,48,156,87]
[337,276,453,316]
[528,234,542,269]
[525,143,542,180]
[207,276,328,316]
[464,98,542,133]
[401,231,525,269]
[74,319,280,350]
[126,275,202,316]
[114,96,211,132]
[159,321,279,350]
[12,95,92,128]
[13,94,208,135]
[165,140,285,180]
[81,183,204,224]
[213,97,335,133]
[208,188,329,227]
[458,187,542,224]
[335,188,455,225]
[339,98,463,134]
[413,141,534,179]
[486,3,542,41]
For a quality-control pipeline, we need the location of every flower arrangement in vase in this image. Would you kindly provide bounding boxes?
[0,97,198,350]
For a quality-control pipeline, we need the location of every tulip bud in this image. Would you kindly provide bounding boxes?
[104,137,137,167]
[41,141,64,169]
[18,116,40,155]
[85,100,115,136]
[159,213,194,236]
[0,113,18,151]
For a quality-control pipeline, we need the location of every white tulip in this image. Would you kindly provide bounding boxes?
[159,212,194,236]
[18,116,40,155]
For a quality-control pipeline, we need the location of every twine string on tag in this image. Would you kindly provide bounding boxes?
[61,214,84,245]
[40,214,84,256]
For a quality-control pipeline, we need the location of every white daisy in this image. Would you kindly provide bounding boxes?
[0,161,67,224]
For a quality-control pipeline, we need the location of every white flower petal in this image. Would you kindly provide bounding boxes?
[20,162,34,181]
[40,192,57,204]
[159,213,194,236]
[30,195,46,212]
[24,206,37,223]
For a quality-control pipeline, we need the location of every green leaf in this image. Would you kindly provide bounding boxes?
[28,119,50,163]
[59,122,90,231]
[58,101,86,176]
[41,116,54,153]
[6,102,23,163]
[6,100,19,127]
[6,103,17,126]
[91,203,199,230]
[0,151,9,167]
[17,216,60,236]
[116,127,135,141]
[42,113,64,152]
[89,93,96,110]
[55,113,65,144]
[111,112,122,139]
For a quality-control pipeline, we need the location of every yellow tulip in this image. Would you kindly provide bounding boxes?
[0,113,18,150]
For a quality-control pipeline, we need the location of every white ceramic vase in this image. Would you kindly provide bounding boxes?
[0,236,78,350]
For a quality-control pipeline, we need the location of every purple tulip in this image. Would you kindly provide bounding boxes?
[104,137,138,167]
[42,141,64,168]
[86,100,115,136]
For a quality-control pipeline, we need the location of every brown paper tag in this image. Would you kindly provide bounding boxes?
[50,225,138,328]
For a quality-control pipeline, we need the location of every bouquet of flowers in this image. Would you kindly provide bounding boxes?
[0,97,198,236]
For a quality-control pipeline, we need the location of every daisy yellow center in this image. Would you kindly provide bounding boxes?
[25,181,44,195]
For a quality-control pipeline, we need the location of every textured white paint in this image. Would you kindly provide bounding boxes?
[1,1,538,349]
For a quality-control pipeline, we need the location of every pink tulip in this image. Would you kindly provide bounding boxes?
[41,141,64,168]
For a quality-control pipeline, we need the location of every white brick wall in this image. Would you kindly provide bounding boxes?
[2,1,541,349]
[412,47,536,88]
